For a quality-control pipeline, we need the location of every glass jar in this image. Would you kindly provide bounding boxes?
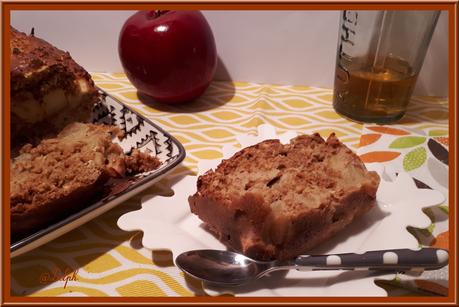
[333,10,441,123]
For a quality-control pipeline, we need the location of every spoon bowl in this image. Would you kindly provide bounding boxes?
[176,249,273,286]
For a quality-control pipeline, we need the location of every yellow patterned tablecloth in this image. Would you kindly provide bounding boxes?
[11,73,448,297]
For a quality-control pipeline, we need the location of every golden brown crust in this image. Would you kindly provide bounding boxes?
[10,26,99,148]
[10,26,94,96]
[189,133,380,260]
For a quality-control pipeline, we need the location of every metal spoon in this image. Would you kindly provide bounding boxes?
[175,248,449,286]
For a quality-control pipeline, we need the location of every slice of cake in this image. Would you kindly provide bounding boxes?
[10,26,99,147]
[11,122,160,239]
[188,133,380,260]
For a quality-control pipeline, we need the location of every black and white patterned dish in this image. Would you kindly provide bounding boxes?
[11,90,186,257]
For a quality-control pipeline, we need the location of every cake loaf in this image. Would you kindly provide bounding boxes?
[10,26,99,147]
[189,133,380,261]
[11,122,160,240]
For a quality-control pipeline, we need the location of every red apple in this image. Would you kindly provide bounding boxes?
[118,10,217,103]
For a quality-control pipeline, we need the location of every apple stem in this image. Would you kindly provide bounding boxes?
[147,10,169,19]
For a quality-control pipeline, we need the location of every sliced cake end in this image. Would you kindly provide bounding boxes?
[11,122,160,239]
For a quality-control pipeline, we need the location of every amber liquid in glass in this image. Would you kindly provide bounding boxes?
[333,57,418,123]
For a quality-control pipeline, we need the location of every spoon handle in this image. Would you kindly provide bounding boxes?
[293,248,448,271]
